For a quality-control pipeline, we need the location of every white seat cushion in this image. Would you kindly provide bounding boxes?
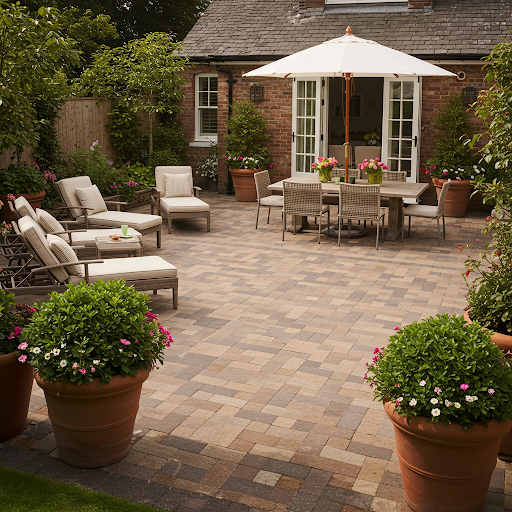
[75,185,108,215]
[18,216,69,282]
[14,197,38,221]
[160,196,210,214]
[164,173,193,198]
[76,211,162,230]
[36,209,68,242]
[47,234,84,277]
[67,228,141,247]
[404,205,438,218]
[260,195,283,207]
[69,256,177,284]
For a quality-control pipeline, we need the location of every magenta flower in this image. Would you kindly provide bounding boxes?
[393,326,399,331]
[29,306,36,312]
[145,312,158,320]
[149,331,154,336]
[120,339,131,345]
[460,384,469,390]
[18,355,27,363]
[373,347,380,354]
[13,326,22,336]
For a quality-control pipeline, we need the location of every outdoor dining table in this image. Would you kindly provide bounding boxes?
[268,176,429,241]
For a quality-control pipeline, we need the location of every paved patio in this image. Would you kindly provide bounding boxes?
[1,191,510,512]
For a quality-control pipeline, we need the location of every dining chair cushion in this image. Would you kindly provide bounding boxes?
[14,196,38,221]
[159,196,210,213]
[75,185,107,215]
[403,204,438,218]
[259,195,283,207]
[164,173,193,198]
[36,208,69,242]
[47,234,84,277]
[76,211,162,230]
[68,255,177,284]
[18,216,69,282]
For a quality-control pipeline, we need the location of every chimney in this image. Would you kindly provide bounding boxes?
[408,0,432,8]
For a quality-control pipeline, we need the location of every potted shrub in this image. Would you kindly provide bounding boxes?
[0,291,35,441]
[364,314,512,512]
[20,280,173,468]
[224,101,273,202]
[196,142,218,192]
[0,162,56,222]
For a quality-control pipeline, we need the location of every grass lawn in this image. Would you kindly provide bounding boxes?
[0,466,160,512]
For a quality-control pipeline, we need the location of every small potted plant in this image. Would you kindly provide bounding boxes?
[0,290,35,441]
[20,280,173,468]
[364,314,512,512]
[357,158,388,184]
[364,131,380,146]
[196,142,219,192]
[312,156,338,183]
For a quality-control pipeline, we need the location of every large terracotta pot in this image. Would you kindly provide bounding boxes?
[0,191,46,222]
[0,352,34,441]
[433,178,471,217]
[36,367,150,468]
[385,401,511,512]
[464,311,512,460]
[229,168,262,202]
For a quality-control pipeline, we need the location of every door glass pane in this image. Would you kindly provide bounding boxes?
[402,121,412,138]
[403,81,414,99]
[297,136,304,153]
[391,82,401,99]
[306,81,316,98]
[306,100,315,117]
[391,102,400,119]
[401,159,412,177]
[403,101,413,119]
[297,99,305,117]
[390,159,399,171]
[305,136,313,153]
[391,121,400,138]
[390,140,400,158]
[294,80,318,175]
[296,118,304,135]
[297,81,305,98]
[401,140,412,159]
[305,155,314,172]
[306,118,315,135]
[296,154,304,173]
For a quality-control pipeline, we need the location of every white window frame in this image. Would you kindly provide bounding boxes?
[195,73,218,143]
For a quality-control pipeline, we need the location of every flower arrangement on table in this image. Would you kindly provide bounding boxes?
[0,289,35,357]
[358,158,388,184]
[364,132,380,145]
[312,156,338,182]
[19,280,173,385]
[421,164,486,181]
[109,180,140,202]
[224,148,273,171]
[364,314,512,429]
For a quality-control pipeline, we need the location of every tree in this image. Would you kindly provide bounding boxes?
[0,2,79,155]
[77,32,188,163]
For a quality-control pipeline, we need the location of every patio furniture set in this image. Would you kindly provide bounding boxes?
[0,166,212,308]
[256,170,451,249]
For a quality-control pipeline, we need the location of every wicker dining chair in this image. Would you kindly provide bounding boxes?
[338,183,386,249]
[283,182,330,243]
[323,167,361,206]
[380,170,407,208]
[403,179,450,245]
[254,170,283,229]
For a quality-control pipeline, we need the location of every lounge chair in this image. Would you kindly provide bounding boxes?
[152,166,210,234]
[3,217,178,308]
[55,176,162,248]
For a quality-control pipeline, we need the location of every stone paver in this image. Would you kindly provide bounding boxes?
[2,192,509,511]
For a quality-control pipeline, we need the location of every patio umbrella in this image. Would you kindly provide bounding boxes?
[244,27,455,181]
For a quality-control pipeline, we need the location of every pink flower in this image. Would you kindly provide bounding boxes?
[29,306,36,312]
[7,193,16,202]
[149,331,154,336]
[17,342,28,350]
[434,387,442,395]
[8,333,14,340]
[18,355,27,363]
[488,389,495,395]
[460,384,469,390]
[79,368,86,375]
[108,160,113,166]
[13,326,22,336]
[373,347,380,354]
[72,362,78,369]
[90,366,96,372]
[393,326,399,331]
[120,339,131,345]
[168,336,173,343]
[419,380,426,386]
[145,312,158,320]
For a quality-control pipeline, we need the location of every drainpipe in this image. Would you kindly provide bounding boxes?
[216,66,237,195]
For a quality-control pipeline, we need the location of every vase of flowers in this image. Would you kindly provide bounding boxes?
[20,280,173,468]
[364,132,380,146]
[312,157,338,183]
[365,314,512,512]
[358,158,388,184]
[0,291,35,441]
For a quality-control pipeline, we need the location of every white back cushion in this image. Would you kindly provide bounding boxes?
[164,173,193,198]
[47,234,84,277]
[56,176,93,218]
[155,166,192,195]
[75,185,107,215]
[36,209,69,242]
[14,196,37,221]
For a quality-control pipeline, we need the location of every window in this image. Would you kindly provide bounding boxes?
[195,74,218,142]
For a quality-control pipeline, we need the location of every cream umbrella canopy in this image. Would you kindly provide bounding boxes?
[244,27,455,181]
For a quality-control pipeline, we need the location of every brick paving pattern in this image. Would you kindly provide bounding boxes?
[2,191,511,512]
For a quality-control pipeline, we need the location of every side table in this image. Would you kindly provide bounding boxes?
[95,237,142,259]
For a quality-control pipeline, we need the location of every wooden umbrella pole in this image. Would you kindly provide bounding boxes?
[344,74,351,183]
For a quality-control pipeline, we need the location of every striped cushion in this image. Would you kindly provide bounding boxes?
[75,185,107,215]
[36,209,69,242]
[164,173,193,198]
[47,234,84,277]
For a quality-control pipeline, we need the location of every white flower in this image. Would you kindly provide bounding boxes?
[431,408,441,417]
[409,398,417,406]
[454,402,461,408]
[465,395,474,402]
[44,353,51,360]
[32,347,41,354]
[472,395,478,401]
[430,398,438,405]
[60,360,67,367]
[471,176,474,179]
[61,342,66,348]
[119,349,123,353]
[444,400,452,407]
[52,348,60,356]
[476,169,480,173]
[93,360,100,365]
[396,397,403,403]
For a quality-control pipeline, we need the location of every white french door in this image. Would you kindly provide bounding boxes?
[381,77,421,182]
[291,77,325,176]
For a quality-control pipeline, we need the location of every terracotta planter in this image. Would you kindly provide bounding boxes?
[0,191,46,222]
[433,178,471,217]
[0,352,34,441]
[36,367,150,468]
[464,311,512,460]
[229,168,262,202]
[385,401,511,512]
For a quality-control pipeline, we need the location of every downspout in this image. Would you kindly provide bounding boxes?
[216,65,237,195]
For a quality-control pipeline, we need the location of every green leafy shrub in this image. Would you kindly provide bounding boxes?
[121,162,155,189]
[21,280,173,385]
[150,121,188,168]
[108,180,140,202]
[0,290,35,356]
[108,105,148,165]
[364,314,512,429]
[0,162,54,195]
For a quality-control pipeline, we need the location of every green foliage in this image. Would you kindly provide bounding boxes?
[0,3,79,153]
[463,178,512,334]
[0,291,35,356]
[107,180,139,202]
[426,93,476,173]
[364,314,512,429]
[21,280,172,385]
[0,163,50,195]
[196,143,218,180]
[225,101,269,158]
[150,120,188,167]
[119,162,155,189]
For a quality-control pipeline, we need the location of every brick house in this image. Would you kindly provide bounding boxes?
[179,0,512,203]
